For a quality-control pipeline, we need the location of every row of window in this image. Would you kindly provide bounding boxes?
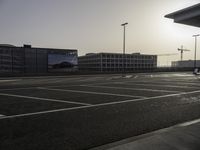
[79,55,156,60]
[80,64,156,68]
[79,61,156,65]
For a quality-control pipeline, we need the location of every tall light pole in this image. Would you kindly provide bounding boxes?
[193,34,200,70]
[121,22,128,76]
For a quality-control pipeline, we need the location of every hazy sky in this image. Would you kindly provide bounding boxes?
[0,0,199,65]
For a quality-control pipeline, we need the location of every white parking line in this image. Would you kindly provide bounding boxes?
[1,89,200,120]
[0,87,37,91]
[180,118,200,127]
[80,85,180,93]
[38,87,146,99]
[128,81,200,87]
[119,82,195,89]
[0,79,21,83]
[78,77,105,82]
[85,81,195,89]
[0,85,79,91]
[0,114,5,117]
[0,93,92,106]
[82,80,195,89]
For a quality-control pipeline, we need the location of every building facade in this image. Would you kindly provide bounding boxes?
[78,52,157,72]
[172,60,200,68]
[0,44,78,74]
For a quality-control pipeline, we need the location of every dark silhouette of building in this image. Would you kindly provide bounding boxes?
[165,3,200,28]
[0,44,78,74]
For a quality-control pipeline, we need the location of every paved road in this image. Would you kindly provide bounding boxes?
[0,72,200,150]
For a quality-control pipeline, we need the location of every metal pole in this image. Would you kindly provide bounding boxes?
[193,34,200,70]
[121,22,128,76]
[194,36,197,68]
[123,25,125,74]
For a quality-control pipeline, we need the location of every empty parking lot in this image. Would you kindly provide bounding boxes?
[0,72,200,150]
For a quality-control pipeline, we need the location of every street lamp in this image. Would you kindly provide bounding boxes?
[193,34,200,73]
[121,22,128,76]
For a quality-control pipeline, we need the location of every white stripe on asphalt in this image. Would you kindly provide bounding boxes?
[0,87,37,91]
[0,93,91,106]
[0,79,21,82]
[0,85,79,91]
[82,81,195,89]
[0,114,5,117]
[80,85,180,93]
[180,118,200,127]
[38,87,146,99]
[119,82,194,89]
[1,89,200,120]
[128,81,200,87]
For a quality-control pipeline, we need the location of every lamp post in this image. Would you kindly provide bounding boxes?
[193,34,200,72]
[121,22,128,76]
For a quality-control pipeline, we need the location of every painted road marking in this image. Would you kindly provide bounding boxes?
[1,90,200,120]
[82,80,196,89]
[38,87,146,99]
[0,85,79,91]
[84,81,196,89]
[0,93,92,106]
[0,87,37,91]
[180,118,200,127]
[80,85,181,93]
[0,114,5,117]
[0,79,21,82]
[127,81,200,87]
[118,82,195,89]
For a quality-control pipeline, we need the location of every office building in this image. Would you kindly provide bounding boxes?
[78,52,157,72]
[0,44,78,74]
[172,60,200,68]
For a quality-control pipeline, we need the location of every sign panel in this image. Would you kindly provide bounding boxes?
[48,51,78,72]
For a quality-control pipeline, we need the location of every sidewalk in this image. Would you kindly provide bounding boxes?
[93,119,200,150]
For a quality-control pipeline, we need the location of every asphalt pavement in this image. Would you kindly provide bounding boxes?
[0,72,200,150]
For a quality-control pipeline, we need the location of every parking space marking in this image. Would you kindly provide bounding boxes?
[118,82,195,89]
[127,81,200,87]
[78,77,106,82]
[180,118,200,127]
[83,81,196,89]
[0,79,21,83]
[0,93,92,106]
[38,87,146,99]
[0,85,80,91]
[0,87,37,91]
[0,114,5,118]
[80,85,181,93]
[81,80,196,89]
[1,89,200,120]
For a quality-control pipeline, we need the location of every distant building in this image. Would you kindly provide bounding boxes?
[78,52,157,72]
[0,44,78,74]
[172,60,200,68]
[165,3,200,28]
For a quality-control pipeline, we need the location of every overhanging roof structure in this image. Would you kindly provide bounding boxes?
[165,3,200,27]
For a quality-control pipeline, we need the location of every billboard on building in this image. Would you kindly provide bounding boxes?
[48,50,78,72]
